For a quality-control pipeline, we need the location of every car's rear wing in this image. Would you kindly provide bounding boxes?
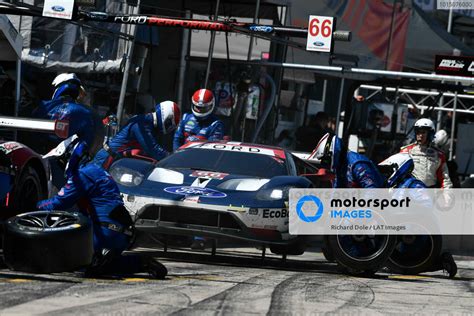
[0,116,69,139]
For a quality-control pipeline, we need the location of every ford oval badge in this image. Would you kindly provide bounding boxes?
[164,186,227,198]
[52,5,65,12]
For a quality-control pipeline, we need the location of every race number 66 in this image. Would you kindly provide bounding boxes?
[306,15,334,52]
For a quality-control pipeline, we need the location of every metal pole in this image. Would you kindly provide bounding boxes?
[449,85,458,160]
[116,0,140,126]
[203,0,221,89]
[177,10,191,110]
[335,78,345,137]
[385,0,397,70]
[247,0,261,61]
[437,91,444,131]
[14,58,21,140]
[322,79,327,105]
[447,7,453,33]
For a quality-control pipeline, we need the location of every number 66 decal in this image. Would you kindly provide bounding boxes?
[306,15,335,53]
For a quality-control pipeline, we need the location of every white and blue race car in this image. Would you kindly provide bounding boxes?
[109,141,324,253]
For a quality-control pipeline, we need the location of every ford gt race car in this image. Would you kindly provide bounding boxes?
[109,141,326,253]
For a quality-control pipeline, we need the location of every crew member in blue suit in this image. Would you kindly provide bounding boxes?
[173,89,224,150]
[37,135,167,278]
[93,101,181,169]
[33,73,99,148]
[311,133,385,188]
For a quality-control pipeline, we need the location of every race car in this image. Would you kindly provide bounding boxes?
[109,141,328,254]
[0,116,69,221]
[0,140,49,221]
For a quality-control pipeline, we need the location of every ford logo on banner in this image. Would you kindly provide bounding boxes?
[249,25,273,33]
[313,41,325,47]
[51,6,65,12]
[164,186,227,198]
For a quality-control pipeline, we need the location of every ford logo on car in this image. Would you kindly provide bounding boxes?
[313,41,325,47]
[164,186,227,198]
[51,6,65,12]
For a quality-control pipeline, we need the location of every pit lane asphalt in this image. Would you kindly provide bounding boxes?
[0,247,473,315]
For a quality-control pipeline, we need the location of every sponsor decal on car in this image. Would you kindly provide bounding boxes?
[0,142,24,154]
[190,170,228,180]
[262,209,289,218]
[198,143,284,158]
[164,186,227,198]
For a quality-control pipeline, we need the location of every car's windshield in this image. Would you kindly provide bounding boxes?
[157,148,288,178]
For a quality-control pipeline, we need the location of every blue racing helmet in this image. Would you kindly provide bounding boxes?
[378,153,414,187]
[43,135,90,178]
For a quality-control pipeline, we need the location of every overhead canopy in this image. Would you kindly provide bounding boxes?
[404,5,474,70]
[0,14,23,61]
[285,0,474,75]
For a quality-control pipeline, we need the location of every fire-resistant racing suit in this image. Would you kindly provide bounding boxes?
[334,151,386,189]
[173,113,224,151]
[36,163,148,276]
[93,113,168,169]
[400,143,453,188]
[33,96,98,148]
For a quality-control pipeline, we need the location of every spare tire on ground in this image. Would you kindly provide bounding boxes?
[326,234,397,275]
[386,235,442,275]
[3,211,94,273]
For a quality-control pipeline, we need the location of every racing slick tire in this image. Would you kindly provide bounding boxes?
[3,211,94,273]
[386,235,442,275]
[327,234,397,275]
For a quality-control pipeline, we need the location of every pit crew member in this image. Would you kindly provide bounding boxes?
[93,101,180,169]
[37,136,167,278]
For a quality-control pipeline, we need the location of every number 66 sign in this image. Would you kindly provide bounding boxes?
[306,15,334,52]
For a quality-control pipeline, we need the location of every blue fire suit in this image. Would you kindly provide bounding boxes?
[173,113,224,150]
[334,151,385,189]
[93,113,168,169]
[33,96,98,147]
[37,163,142,275]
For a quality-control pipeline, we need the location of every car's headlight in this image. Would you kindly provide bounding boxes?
[256,186,292,201]
[110,166,145,187]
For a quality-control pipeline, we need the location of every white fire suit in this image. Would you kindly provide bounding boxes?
[400,143,453,188]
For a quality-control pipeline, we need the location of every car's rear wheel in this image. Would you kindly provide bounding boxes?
[3,211,94,273]
[11,166,44,212]
[327,234,396,275]
[386,235,442,275]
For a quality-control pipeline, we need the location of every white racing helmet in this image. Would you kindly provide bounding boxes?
[154,101,181,134]
[378,153,414,187]
[414,118,435,141]
[433,129,449,149]
[191,89,215,119]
